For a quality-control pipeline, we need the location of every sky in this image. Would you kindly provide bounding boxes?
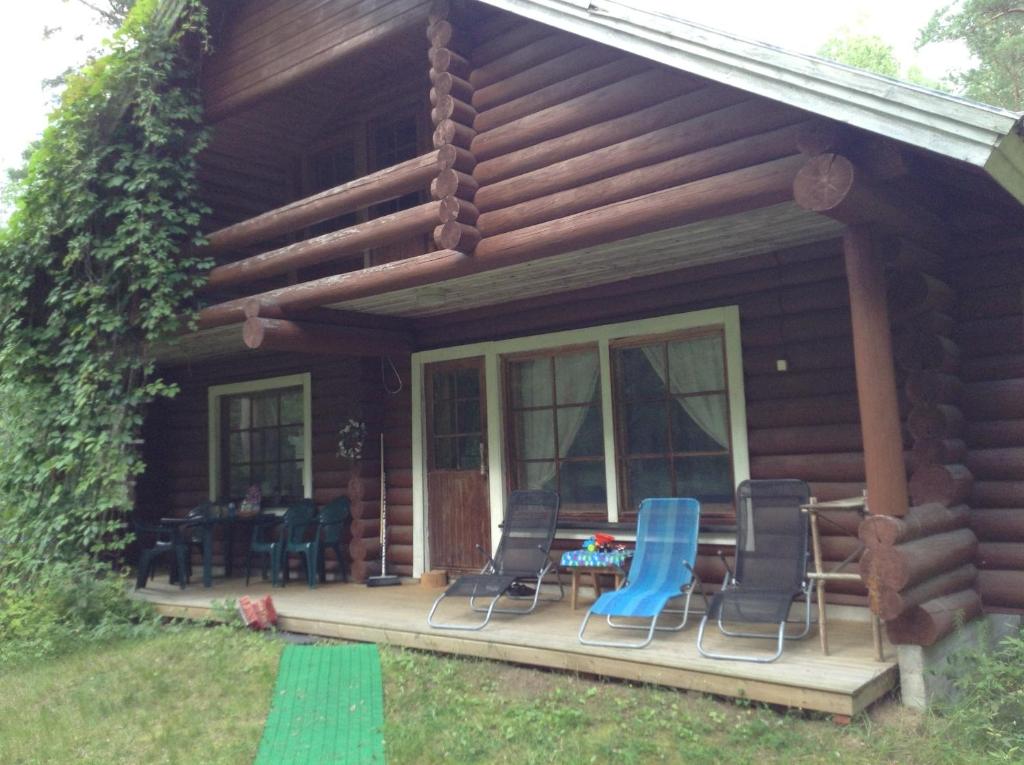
[0,0,972,192]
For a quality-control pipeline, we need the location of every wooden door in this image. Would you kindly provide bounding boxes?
[426,358,490,573]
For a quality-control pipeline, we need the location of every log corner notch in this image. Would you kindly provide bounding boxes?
[428,0,481,254]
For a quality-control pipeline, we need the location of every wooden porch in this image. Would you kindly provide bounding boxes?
[135,578,897,717]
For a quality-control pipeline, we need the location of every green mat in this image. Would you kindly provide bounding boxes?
[255,643,385,765]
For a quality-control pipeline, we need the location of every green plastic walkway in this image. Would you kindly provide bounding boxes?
[255,643,385,765]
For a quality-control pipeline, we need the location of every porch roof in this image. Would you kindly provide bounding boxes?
[478,0,1024,206]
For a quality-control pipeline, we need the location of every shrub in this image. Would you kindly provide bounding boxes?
[0,558,160,665]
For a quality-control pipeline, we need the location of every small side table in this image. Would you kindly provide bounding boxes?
[800,496,884,661]
[560,549,633,610]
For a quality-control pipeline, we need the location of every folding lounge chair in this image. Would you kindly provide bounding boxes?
[697,479,813,663]
[578,498,705,649]
[427,490,563,631]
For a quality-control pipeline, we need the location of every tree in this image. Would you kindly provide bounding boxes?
[818,33,901,78]
[918,1,1024,110]
[74,0,136,28]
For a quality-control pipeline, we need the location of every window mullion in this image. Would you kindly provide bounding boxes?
[599,337,618,523]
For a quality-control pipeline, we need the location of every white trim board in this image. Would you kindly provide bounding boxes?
[207,372,314,504]
[411,306,748,577]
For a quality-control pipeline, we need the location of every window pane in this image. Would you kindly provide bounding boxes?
[667,335,725,393]
[432,372,454,402]
[674,454,733,501]
[433,399,456,436]
[559,460,607,508]
[455,367,480,399]
[253,394,279,427]
[623,401,669,455]
[228,465,249,497]
[456,399,481,434]
[514,410,555,459]
[557,406,603,458]
[228,397,247,429]
[250,431,266,464]
[255,467,276,500]
[457,437,481,470]
[626,458,672,513]
[555,350,600,404]
[280,426,304,461]
[280,389,303,425]
[670,394,730,452]
[434,437,456,469]
[509,358,552,408]
[520,461,557,492]
[280,462,304,500]
[229,432,250,464]
[616,345,666,399]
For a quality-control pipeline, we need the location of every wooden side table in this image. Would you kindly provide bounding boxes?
[559,550,633,610]
[801,496,885,661]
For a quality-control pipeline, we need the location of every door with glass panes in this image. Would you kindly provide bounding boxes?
[425,358,490,572]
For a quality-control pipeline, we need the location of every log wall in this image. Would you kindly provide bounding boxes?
[952,239,1024,612]
[416,238,872,605]
[136,353,368,577]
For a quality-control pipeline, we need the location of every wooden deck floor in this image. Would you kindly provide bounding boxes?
[136,578,898,716]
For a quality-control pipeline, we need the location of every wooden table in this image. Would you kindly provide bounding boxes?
[800,496,884,661]
[559,550,632,609]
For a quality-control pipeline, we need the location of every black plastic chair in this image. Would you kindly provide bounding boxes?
[283,497,351,588]
[427,490,563,630]
[245,499,316,587]
[696,479,813,663]
[134,502,212,590]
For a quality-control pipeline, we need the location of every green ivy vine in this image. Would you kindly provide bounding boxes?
[0,0,212,578]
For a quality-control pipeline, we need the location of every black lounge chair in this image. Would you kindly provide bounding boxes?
[427,490,563,631]
[697,479,813,663]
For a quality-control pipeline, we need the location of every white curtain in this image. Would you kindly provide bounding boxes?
[514,353,601,489]
[640,337,730,449]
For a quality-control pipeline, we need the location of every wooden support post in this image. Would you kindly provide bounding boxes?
[843,226,909,517]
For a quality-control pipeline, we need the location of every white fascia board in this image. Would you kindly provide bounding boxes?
[479,0,1024,204]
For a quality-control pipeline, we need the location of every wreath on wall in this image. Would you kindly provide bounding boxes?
[337,418,367,461]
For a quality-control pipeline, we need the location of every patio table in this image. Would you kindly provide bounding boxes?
[560,549,633,609]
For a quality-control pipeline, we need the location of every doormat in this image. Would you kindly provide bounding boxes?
[255,643,385,764]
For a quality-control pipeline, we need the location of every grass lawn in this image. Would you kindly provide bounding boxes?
[0,625,1010,764]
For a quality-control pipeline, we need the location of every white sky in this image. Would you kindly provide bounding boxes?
[0,0,971,188]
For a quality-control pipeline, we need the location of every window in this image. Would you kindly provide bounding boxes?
[208,374,312,506]
[505,347,606,518]
[429,363,483,471]
[613,330,734,518]
[367,113,421,218]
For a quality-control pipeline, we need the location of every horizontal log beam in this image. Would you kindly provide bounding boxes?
[747,424,864,456]
[477,119,807,236]
[205,152,445,254]
[977,542,1024,570]
[910,438,966,469]
[749,452,869,483]
[793,153,948,252]
[907,404,964,441]
[967,448,1024,481]
[908,463,973,506]
[885,589,983,645]
[970,508,1024,542]
[976,569,1024,609]
[205,202,443,290]
[199,249,470,329]
[474,86,745,187]
[860,528,977,591]
[242,318,412,357]
[905,370,962,405]
[475,99,800,215]
[874,563,977,621]
[858,503,969,547]
[962,379,1024,420]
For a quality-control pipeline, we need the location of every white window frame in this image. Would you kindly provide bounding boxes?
[411,306,748,577]
[207,373,314,505]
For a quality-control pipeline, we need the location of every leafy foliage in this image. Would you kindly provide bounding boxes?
[819,33,901,78]
[918,1,1024,109]
[0,0,212,580]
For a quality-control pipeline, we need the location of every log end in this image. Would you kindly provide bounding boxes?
[792,153,856,214]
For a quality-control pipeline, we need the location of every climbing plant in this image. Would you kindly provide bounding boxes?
[0,0,212,579]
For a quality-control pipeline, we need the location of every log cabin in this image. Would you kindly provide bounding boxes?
[136,0,1024,709]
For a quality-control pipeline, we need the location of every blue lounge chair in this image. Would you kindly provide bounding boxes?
[578,498,705,649]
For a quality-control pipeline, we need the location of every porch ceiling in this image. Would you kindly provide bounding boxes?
[331,202,843,317]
